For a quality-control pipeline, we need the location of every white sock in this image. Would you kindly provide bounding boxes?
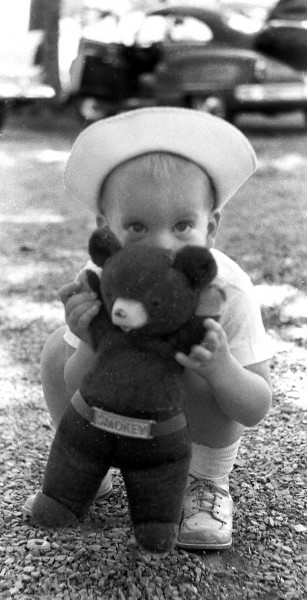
[190,440,240,487]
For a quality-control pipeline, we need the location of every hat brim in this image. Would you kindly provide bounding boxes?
[64,107,257,211]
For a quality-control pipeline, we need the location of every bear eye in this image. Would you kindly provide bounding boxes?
[151,298,161,307]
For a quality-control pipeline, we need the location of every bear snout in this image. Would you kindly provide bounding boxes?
[111,298,148,331]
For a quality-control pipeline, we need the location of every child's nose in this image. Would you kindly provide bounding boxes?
[149,232,179,251]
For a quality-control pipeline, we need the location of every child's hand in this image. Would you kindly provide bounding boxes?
[175,318,231,379]
[59,273,101,346]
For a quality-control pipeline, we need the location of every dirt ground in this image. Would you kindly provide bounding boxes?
[0,108,306,600]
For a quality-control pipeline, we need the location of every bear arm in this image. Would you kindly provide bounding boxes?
[85,269,102,299]
[82,282,111,352]
[167,316,206,355]
[88,306,112,351]
[85,270,113,350]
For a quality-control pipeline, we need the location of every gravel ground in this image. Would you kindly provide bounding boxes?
[0,110,306,599]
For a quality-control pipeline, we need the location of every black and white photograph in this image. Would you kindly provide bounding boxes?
[0,1,306,599]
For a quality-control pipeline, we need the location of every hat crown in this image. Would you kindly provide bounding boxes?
[65,107,257,211]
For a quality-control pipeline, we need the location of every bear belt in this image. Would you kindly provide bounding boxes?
[71,390,187,440]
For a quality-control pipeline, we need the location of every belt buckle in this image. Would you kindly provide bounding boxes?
[92,407,155,439]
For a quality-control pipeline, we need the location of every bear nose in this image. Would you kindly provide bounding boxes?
[113,307,127,319]
[111,298,148,330]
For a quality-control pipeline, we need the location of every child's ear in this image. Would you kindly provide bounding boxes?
[88,228,122,267]
[206,210,221,247]
[96,213,108,229]
[173,246,217,288]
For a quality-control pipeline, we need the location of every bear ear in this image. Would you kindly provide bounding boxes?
[173,246,217,288]
[88,228,122,267]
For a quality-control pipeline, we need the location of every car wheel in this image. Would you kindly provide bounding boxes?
[189,95,230,121]
[75,97,113,124]
[0,101,7,130]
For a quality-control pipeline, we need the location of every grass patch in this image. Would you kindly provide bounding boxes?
[1,117,306,298]
[216,131,307,291]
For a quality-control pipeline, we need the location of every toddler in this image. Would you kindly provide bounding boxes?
[26,108,272,550]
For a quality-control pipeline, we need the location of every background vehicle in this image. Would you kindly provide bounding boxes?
[254,0,307,71]
[69,10,159,121]
[221,0,277,32]
[139,5,307,123]
[70,4,307,126]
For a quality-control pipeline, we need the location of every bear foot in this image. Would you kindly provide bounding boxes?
[134,522,178,553]
[31,492,77,528]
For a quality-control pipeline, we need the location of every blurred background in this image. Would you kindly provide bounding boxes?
[0,0,307,127]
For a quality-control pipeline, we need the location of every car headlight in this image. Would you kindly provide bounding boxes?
[254,59,267,82]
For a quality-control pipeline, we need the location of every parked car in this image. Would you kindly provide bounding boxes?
[254,0,307,71]
[220,0,277,33]
[69,10,160,122]
[70,4,307,126]
[0,29,55,130]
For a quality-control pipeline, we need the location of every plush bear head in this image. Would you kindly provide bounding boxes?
[88,228,217,337]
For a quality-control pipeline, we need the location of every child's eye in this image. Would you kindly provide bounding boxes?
[175,221,194,233]
[127,223,147,234]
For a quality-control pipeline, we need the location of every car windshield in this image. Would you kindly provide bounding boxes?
[135,15,213,45]
[82,13,121,43]
[82,11,150,46]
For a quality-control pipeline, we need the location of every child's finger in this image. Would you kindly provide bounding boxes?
[201,330,219,353]
[203,318,223,333]
[59,281,82,304]
[65,291,98,313]
[67,299,100,325]
[203,319,225,346]
[77,303,101,328]
[190,344,214,362]
[175,347,213,369]
[175,352,196,369]
[76,270,93,291]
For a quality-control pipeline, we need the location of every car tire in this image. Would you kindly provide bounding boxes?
[189,95,233,121]
[0,101,7,130]
[75,97,114,124]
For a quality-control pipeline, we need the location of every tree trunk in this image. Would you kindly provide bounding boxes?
[30,0,62,98]
[43,0,62,98]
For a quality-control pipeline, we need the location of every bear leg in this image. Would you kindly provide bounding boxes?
[31,406,112,528]
[134,522,178,553]
[31,491,77,528]
[122,454,190,553]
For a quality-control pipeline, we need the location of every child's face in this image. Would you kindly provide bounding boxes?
[97,156,220,253]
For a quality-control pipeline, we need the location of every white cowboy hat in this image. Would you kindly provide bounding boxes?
[64,107,257,210]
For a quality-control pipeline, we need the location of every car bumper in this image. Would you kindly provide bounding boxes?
[235,83,307,105]
[0,82,55,101]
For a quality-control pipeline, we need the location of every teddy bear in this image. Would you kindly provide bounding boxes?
[30,228,222,552]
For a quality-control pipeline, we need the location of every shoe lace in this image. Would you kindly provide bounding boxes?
[185,477,228,522]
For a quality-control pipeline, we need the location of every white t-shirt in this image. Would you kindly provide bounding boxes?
[64,248,272,367]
